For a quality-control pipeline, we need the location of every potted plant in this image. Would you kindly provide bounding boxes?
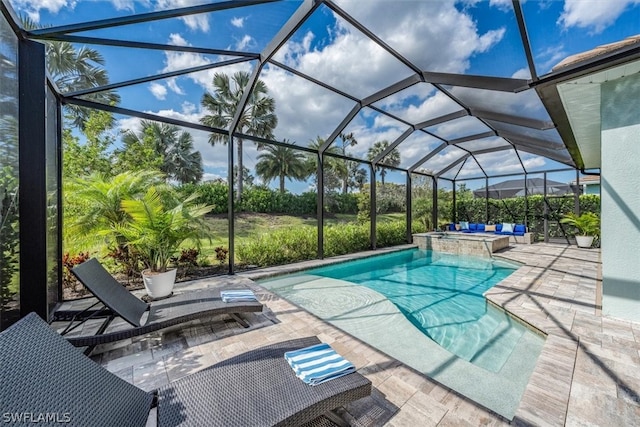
[560,212,600,248]
[118,187,213,299]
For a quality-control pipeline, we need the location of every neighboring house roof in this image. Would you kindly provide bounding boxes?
[553,35,640,71]
[473,178,574,199]
[570,175,601,185]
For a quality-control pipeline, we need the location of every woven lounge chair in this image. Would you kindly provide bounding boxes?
[55,258,263,350]
[1,313,372,427]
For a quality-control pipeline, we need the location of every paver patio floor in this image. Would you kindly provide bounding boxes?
[58,243,640,426]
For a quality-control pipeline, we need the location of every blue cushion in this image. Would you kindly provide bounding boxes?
[469,223,477,231]
[496,223,503,233]
[477,223,485,232]
[448,223,456,231]
[514,224,526,236]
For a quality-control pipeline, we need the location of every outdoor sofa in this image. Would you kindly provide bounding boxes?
[448,222,533,244]
[54,258,263,352]
[0,313,372,426]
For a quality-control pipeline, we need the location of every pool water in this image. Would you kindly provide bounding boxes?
[304,249,520,372]
[259,248,546,419]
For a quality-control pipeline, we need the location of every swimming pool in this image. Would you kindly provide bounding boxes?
[259,248,545,419]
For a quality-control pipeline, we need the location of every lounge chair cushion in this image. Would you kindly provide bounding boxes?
[0,313,153,427]
[477,223,485,232]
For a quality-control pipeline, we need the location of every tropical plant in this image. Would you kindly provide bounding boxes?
[117,121,203,184]
[560,212,600,236]
[64,170,165,271]
[200,71,277,201]
[117,187,214,273]
[21,16,119,130]
[367,140,401,186]
[255,141,308,193]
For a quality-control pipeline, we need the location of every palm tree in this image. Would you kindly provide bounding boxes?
[120,121,203,185]
[306,136,345,193]
[165,131,204,185]
[336,132,358,194]
[255,141,308,193]
[200,71,277,202]
[21,16,119,130]
[367,140,401,186]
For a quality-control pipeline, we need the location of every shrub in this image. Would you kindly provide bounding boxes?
[236,226,317,267]
[324,223,370,257]
[376,221,409,247]
[180,182,228,214]
[62,251,91,295]
[236,219,420,267]
[214,246,229,265]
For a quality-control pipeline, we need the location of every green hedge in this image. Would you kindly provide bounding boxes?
[455,194,600,238]
[179,183,363,216]
[237,220,425,267]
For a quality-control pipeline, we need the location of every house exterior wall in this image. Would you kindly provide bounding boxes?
[601,72,640,322]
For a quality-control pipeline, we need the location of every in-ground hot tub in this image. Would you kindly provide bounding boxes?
[413,232,510,258]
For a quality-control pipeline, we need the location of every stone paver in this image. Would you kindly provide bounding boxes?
[54,243,640,426]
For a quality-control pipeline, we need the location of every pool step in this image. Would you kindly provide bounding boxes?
[446,310,524,372]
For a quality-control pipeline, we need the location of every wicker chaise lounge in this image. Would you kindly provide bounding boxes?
[1,313,372,427]
[55,258,263,349]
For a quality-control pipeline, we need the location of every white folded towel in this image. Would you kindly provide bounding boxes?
[220,289,257,303]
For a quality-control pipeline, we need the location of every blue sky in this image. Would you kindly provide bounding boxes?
[12,0,640,192]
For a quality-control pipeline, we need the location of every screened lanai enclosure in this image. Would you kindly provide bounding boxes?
[1,0,637,327]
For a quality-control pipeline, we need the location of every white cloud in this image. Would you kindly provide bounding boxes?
[166,78,185,95]
[535,44,568,74]
[511,67,532,80]
[558,0,639,34]
[489,0,514,11]
[155,0,209,32]
[110,0,146,12]
[12,0,74,22]
[231,17,245,28]
[149,82,168,100]
[331,0,505,73]
[235,34,254,51]
[159,34,253,94]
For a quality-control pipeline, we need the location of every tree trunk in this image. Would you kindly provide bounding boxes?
[342,176,348,194]
[237,139,243,203]
[280,174,285,193]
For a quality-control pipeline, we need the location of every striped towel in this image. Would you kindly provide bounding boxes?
[220,289,257,303]
[284,343,356,386]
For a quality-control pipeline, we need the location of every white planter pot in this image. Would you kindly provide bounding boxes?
[575,235,594,248]
[142,268,177,299]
